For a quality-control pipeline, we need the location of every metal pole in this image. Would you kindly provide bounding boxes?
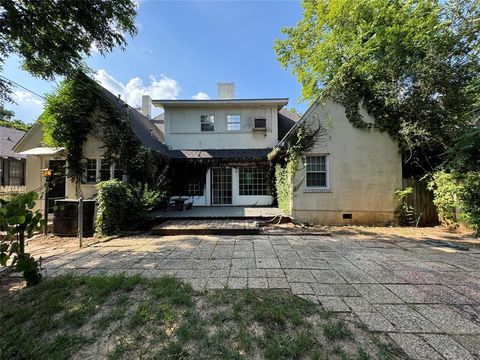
[43,179,49,236]
[78,197,84,248]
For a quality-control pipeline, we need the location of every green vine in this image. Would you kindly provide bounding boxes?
[269,122,325,214]
[41,69,166,194]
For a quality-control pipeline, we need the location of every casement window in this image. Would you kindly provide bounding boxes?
[8,161,24,185]
[305,155,329,188]
[99,160,111,181]
[200,114,215,132]
[226,114,241,131]
[85,159,97,183]
[239,166,270,196]
[187,181,204,196]
[113,161,123,180]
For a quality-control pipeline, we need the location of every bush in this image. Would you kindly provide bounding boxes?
[0,191,44,285]
[394,187,416,226]
[96,179,169,235]
[458,172,480,236]
[96,180,134,235]
[428,170,480,236]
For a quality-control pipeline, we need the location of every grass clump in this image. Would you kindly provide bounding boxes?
[0,274,406,360]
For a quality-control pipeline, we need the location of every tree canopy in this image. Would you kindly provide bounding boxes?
[0,0,137,102]
[0,107,31,131]
[275,0,480,174]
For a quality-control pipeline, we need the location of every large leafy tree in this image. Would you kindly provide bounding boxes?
[275,0,479,174]
[0,0,137,102]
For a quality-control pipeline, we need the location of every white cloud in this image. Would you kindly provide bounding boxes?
[12,91,43,107]
[93,69,181,107]
[192,92,210,100]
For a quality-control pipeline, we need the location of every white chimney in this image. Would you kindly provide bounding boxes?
[217,83,235,99]
[141,95,152,118]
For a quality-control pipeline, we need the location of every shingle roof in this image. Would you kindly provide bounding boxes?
[101,88,171,157]
[278,108,300,140]
[1,126,26,159]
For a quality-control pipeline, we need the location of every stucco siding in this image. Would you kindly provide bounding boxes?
[291,99,402,225]
[164,105,278,149]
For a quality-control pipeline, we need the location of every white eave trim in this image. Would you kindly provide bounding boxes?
[17,147,64,155]
[152,98,289,109]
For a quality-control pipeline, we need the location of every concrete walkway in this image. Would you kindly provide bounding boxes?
[40,234,480,359]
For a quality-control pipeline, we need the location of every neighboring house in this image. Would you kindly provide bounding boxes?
[280,98,402,224]
[0,126,26,186]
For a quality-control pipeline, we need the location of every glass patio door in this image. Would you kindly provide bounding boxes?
[211,168,232,205]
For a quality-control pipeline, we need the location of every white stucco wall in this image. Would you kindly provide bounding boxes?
[164,105,279,149]
[17,126,111,211]
[291,99,402,225]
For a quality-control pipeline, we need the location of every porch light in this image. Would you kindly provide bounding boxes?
[302,156,307,166]
[42,168,54,177]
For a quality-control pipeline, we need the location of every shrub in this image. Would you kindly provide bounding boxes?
[96,179,168,235]
[428,170,480,236]
[0,191,44,285]
[95,180,138,235]
[394,187,416,226]
[428,171,461,225]
[458,172,480,236]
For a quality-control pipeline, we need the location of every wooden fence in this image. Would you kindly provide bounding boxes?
[0,185,26,200]
[402,178,439,226]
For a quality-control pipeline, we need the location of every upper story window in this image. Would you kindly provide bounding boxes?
[201,114,214,132]
[226,114,241,131]
[305,155,329,188]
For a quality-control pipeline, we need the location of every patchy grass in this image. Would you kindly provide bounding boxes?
[0,275,406,360]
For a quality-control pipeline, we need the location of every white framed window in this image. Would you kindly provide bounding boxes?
[99,159,112,181]
[226,114,241,131]
[85,159,97,183]
[239,166,270,196]
[113,161,123,180]
[201,114,214,132]
[305,155,329,189]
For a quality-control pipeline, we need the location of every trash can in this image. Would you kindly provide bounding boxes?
[53,199,96,237]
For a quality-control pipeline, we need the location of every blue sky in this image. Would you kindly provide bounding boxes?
[4,0,307,123]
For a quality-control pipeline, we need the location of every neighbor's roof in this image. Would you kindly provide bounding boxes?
[1,126,26,159]
[152,98,289,109]
[169,148,272,160]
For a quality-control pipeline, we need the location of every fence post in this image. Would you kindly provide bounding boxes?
[43,181,49,235]
[78,197,84,248]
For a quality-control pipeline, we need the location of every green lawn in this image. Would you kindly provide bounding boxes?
[0,275,404,360]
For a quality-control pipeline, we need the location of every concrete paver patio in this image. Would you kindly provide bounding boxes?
[37,234,480,359]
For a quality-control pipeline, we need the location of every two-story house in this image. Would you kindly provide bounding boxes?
[141,83,293,206]
[14,81,402,225]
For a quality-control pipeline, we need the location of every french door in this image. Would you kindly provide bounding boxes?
[211,167,232,205]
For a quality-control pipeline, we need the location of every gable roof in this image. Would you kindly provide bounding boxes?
[277,98,323,148]
[1,126,26,159]
[278,108,301,141]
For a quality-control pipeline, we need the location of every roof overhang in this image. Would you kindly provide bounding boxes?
[152,98,289,110]
[17,147,64,155]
